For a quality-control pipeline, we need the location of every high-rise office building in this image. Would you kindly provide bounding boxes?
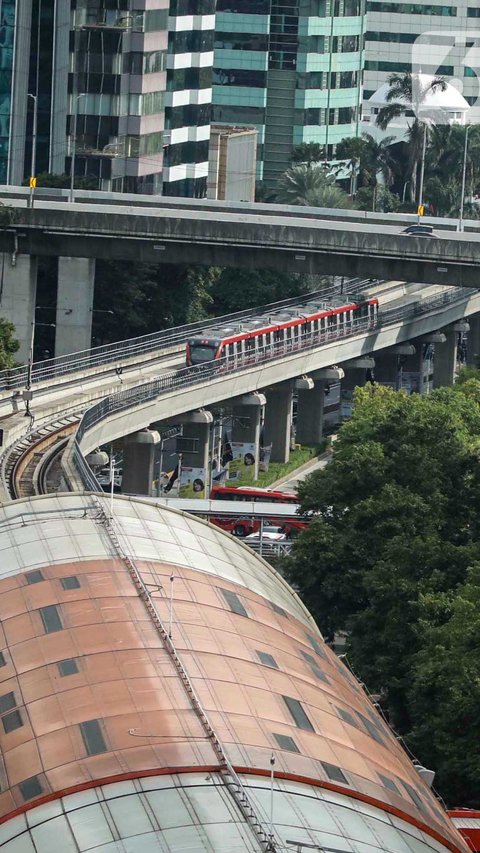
[0,0,214,196]
[212,0,366,185]
[363,0,480,124]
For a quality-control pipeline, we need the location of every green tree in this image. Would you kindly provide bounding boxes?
[285,382,480,763]
[92,261,220,345]
[22,172,98,190]
[291,142,325,167]
[375,72,447,202]
[275,165,354,208]
[0,317,19,369]
[336,136,368,196]
[408,566,480,806]
[355,185,401,212]
[210,268,313,315]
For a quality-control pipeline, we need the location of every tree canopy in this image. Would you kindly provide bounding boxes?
[0,317,19,369]
[285,380,480,806]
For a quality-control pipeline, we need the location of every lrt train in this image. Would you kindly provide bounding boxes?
[186,295,379,366]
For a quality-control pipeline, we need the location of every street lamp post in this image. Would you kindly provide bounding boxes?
[27,94,38,209]
[417,121,428,221]
[459,124,471,233]
[24,320,55,418]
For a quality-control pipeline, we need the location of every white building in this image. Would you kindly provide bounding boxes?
[363,0,480,126]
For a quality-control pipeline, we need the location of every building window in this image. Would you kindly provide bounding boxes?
[257,651,278,669]
[282,696,315,732]
[60,576,80,590]
[0,652,6,667]
[402,779,426,811]
[19,776,43,801]
[321,761,348,784]
[39,605,63,634]
[58,659,79,677]
[269,600,287,617]
[2,710,23,734]
[218,587,248,617]
[378,772,400,794]
[336,706,357,727]
[356,711,385,744]
[305,633,326,658]
[26,570,44,585]
[79,719,107,756]
[273,733,300,753]
[0,692,16,714]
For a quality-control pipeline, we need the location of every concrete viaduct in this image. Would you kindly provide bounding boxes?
[1,190,480,361]
[0,280,475,501]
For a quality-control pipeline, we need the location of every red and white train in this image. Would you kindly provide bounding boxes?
[186,295,379,366]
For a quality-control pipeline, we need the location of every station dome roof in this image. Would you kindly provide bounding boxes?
[0,493,469,853]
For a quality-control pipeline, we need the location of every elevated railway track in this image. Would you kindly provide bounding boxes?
[1,279,478,503]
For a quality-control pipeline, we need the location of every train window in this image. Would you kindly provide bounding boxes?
[327,315,336,327]
[274,329,283,342]
[245,337,255,352]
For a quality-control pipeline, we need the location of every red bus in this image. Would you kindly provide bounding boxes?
[448,810,480,851]
[209,485,306,538]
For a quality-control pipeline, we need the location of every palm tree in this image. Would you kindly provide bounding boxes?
[375,72,447,202]
[360,133,398,188]
[336,133,397,194]
[335,136,366,196]
[291,142,325,168]
[275,165,353,208]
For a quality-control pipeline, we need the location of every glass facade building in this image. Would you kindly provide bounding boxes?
[213,0,366,184]
[0,0,214,196]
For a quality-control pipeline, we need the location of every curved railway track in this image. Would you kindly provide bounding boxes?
[4,415,80,500]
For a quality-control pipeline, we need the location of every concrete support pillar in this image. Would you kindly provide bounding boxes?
[340,357,375,419]
[122,429,160,496]
[179,414,212,497]
[433,324,458,389]
[467,314,480,367]
[231,392,266,481]
[263,380,294,463]
[375,344,416,390]
[296,368,344,446]
[401,333,445,394]
[55,257,95,357]
[0,253,38,363]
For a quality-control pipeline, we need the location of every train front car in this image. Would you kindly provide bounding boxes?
[186,337,223,366]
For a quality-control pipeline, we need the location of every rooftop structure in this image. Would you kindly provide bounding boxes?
[0,492,469,852]
[363,0,480,127]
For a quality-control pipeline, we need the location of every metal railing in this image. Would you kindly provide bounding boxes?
[72,315,376,485]
[378,287,474,326]
[0,282,373,393]
[71,285,479,492]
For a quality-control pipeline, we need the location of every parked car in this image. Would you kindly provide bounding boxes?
[244,526,288,544]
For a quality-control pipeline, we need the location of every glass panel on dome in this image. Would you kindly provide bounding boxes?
[218,587,248,617]
[273,733,300,752]
[282,695,315,732]
[321,761,348,784]
[257,651,278,669]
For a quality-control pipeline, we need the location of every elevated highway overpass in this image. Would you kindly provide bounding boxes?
[1,186,479,361]
[0,196,479,288]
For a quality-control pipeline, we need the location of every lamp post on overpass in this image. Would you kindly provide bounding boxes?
[458,123,472,233]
